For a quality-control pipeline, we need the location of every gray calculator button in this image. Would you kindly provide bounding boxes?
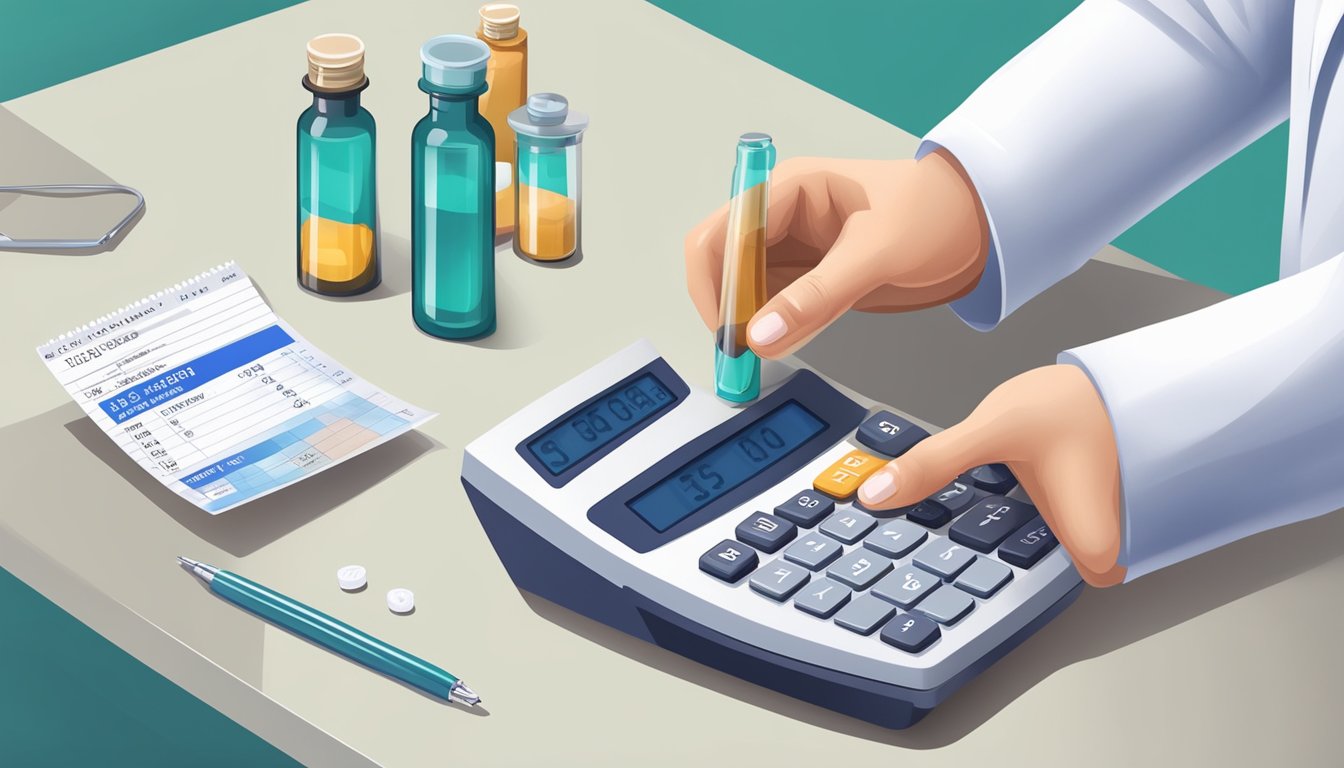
[954,557,1014,598]
[833,594,898,635]
[913,539,976,580]
[793,578,852,618]
[863,519,928,558]
[914,587,976,625]
[826,549,893,590]
[819,510,878,544]
[782,535,843,571]
[871,567,940,609]
[749,559,811,601]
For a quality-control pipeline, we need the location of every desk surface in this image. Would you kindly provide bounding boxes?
[2,1,1341,765]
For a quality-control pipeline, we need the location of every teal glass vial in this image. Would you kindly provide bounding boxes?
[508,93,588,262]
[715,133,776,403]
[296,34,380,296]
[412,35,496,339]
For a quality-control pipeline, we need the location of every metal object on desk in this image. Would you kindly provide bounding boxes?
[0,184,144,250]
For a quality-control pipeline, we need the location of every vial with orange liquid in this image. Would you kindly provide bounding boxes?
[296,34,380,296]
[476,3,528,239]
[508,93,587,262]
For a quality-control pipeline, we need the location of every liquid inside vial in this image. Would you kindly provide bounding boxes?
[716,181,768,359]
[517,184,576,260]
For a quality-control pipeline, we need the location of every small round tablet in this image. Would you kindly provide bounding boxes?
[337,565,367,591]
[386,588,415,614]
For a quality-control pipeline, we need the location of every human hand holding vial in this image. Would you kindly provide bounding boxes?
[715,133,776,403]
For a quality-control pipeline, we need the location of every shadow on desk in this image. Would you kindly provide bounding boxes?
[0,402,438,557]
[60,414,440,556]
[519,258,1342,746]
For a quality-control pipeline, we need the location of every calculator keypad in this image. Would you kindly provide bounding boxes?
[696,417,1061,656]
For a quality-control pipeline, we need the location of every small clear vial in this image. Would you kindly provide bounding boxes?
[296,34,380,296]
[715,132,775,403]
[508,93,587,262]
[411,36,496,339]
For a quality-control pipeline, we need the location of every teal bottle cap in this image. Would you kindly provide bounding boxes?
[420,35,490,92]
[508,92,589,138]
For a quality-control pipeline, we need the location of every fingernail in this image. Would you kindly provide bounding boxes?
[749,312,787,345]
[859,468,898,505]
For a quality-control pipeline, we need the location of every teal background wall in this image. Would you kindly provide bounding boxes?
[0,0,303,102]
[646,0,1290,295]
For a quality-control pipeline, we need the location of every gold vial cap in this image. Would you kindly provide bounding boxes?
[306,33,366,92]
[479,4,521,40]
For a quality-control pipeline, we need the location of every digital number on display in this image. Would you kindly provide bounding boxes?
[628,401,826,532]
[526,373,677,475]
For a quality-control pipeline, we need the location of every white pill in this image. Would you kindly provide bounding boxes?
[337,565,367,591]
[386,588,415,614]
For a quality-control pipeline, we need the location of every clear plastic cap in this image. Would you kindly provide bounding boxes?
[420,35,490,92]
[508,92,589,138]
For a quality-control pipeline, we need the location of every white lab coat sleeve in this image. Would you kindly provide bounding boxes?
[915,0,1292,330]
[1060,253,1344,580]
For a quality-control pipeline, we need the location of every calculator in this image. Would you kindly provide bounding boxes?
[462,340,1082,728]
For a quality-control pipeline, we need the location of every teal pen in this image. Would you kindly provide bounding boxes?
[177,557,480,706]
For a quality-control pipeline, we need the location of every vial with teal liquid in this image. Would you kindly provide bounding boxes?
[411,35,496,339]
[715,132,776,403]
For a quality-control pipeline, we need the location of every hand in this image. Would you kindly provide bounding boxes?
[857,365,1127,587]
[685,149,989,358]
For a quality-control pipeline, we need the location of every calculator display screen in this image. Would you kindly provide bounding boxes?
[628,401,826,532]
[526,373,678,475]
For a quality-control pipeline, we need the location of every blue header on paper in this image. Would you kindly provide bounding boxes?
[177,436,292,489]
[98,325,293,424]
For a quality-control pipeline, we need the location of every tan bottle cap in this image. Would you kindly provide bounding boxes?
[479,4,521,40]
[306,33,366,92]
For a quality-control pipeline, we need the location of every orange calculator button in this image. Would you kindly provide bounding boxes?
[813,449,885,499]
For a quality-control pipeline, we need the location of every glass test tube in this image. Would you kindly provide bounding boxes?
[715,133,776,403]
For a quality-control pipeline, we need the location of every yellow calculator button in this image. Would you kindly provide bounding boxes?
[813,449,885,499]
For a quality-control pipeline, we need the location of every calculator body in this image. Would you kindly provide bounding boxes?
[462,340,1083,728]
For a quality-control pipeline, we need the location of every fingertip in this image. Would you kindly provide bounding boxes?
[858,466,899,508]
[748,311,787,346]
